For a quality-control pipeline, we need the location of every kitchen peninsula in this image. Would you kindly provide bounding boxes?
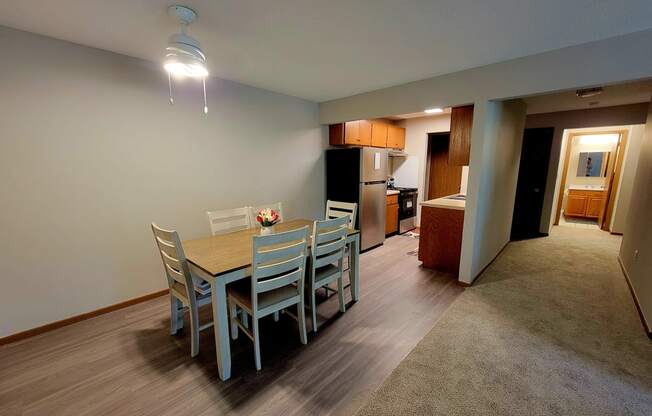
[418,194,465,275]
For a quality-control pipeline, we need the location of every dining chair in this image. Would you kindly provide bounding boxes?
[325,200,357,279]
[307,215,349,333]
[325,200,357,228]
[249,202,284,227]
[227,226,309,371]
[151,223,213,358]
[207,207,252,235]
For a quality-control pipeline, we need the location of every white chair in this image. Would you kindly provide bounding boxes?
[227,226,309,371]
[307,215,349,333]
[207,207,252,235]
[325,200,357,275]
[151,223,213,357]
[249,202,284,227]
[325,200,357,228]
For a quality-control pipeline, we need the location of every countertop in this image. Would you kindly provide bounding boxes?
[421,194,465,211]
[568,185,605,191]
[386,190,400,196]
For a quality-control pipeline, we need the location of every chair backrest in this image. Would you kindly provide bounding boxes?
[207,207,252,235]
[310,215,349,274]
[325,200,357,228]
[249,202,284,228]
[251,226,309,314]
[151,223,196,303]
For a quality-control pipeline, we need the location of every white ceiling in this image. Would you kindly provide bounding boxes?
[2,1,652,102]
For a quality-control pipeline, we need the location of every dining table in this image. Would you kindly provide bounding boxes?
[182,218,361,381]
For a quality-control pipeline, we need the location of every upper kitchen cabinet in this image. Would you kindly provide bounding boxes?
[329,120,371,146]
[329,119,404,149]
[371,120,388,147]
[386,125,406,149]
[448,105,474,166]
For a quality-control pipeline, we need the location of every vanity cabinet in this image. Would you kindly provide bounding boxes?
[564,189,606,219]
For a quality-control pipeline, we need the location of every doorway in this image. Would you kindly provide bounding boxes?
[426,132,462,200]
[511,127,554,240]
[554,130,628,231]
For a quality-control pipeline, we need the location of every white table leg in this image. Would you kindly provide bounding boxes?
[210,278,231,381]
[348,234,360,301]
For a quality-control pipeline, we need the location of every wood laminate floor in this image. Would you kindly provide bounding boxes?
[0,235,463,416]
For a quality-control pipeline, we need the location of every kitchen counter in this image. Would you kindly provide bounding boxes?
[420,194,465,211]
[386,189,400,196]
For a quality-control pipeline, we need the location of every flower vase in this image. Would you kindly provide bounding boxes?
[260,225,274,235]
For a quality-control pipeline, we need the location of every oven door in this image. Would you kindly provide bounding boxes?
[398,191,417,220]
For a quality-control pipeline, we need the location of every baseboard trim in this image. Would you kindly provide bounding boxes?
[617,256,651,337]
[0,289,169,346]
[460,241,510,286]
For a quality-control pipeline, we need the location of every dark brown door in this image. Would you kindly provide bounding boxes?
[510,127,554,240]
[427,133,462,200]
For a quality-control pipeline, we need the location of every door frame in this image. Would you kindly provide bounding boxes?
[425,131,461,200]
[553,128,629,229]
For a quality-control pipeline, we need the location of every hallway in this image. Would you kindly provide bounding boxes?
[357,226,652,415]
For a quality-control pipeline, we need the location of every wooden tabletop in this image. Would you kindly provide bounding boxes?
[183,219,359,277]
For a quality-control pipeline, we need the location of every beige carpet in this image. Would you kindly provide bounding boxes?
[356,226,652,416]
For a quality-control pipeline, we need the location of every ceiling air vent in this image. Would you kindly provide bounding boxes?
[576,87,603,98]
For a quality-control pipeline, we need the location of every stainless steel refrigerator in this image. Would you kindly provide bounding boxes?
[326,147,388,251]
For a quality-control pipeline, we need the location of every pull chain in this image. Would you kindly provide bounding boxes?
[203,77,208,114]
[168,72,174,104]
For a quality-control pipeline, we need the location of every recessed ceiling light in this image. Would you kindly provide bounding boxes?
[424,108,444,114]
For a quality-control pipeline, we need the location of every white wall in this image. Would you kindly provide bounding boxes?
[619,102,652,332]
[0,27,326,337]
[611,124,645,234]
[396,115,450,224]
[459,100,527,284]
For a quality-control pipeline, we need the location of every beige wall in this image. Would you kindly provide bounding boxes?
[611,124,646,234]
[619,102,652,332]
[0,27,325,337]
[459,100,527,284]
[319,29,652,124]
[525,103,649,233]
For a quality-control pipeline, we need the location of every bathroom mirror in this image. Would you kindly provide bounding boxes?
[576,151,609,177]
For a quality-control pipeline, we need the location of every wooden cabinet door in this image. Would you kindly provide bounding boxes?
[385,202,398,234]
[449,105,474,166]
[329,123,344,145]
[565,193,588,217]
[371,121,388,147]
[358,120,372,146]
[387,125,406,149]
[344,121,360,145]
[586,195,604,218]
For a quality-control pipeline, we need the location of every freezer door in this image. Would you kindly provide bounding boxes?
[360,182,387,251]
[361,147,388,183]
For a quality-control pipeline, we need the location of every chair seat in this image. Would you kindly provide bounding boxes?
[171,281,211,301]
[314,264,339,284]
[193,278,212,296]
[228,280,299,311]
